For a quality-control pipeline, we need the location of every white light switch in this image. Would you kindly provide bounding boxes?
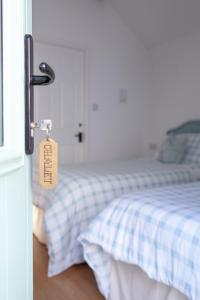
[92,103,99,111]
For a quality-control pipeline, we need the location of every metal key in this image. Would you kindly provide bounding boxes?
[31,119,52,138]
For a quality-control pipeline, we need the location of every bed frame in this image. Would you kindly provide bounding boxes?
[167,119,200,135]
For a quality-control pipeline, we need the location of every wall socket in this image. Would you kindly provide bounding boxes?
[119,88,128,103]
[149,143,158,151]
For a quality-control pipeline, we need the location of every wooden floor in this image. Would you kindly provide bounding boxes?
[33,236,104,300]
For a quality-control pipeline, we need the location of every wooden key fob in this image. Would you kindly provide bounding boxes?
[39,138,58,189]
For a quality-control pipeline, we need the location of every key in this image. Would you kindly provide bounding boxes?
[31,119,52,138]
[31,119,58,189]
[38,119,52,132]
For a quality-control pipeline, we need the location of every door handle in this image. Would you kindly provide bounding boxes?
[31,62,55,86]
[24,34,55,155]
[75,132,83,143]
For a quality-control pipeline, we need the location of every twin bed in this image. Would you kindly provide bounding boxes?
[79,182,200,300]
[33,120,200,300]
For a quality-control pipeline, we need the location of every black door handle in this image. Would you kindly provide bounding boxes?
[31,62,55,85]
[75,132,83,143]
[24,34,55,155]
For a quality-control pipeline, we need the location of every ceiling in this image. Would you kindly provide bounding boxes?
[109,0,200,49]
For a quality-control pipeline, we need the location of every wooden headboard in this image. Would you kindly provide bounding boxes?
[167,120,200,135]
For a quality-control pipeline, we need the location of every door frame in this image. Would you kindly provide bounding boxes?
[0,0,32,299]
[34,38,89,163]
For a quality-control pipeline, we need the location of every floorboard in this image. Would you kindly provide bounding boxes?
[33,236,104,300]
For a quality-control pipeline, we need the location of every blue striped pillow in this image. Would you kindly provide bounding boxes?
[157,135,187,164]
[183,134,200,165]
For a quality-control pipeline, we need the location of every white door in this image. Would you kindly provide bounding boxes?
[34,42,87,164]
[0,0,32,299]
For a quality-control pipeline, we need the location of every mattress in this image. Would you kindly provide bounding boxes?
[109,260,187,300]
[32,205,47,245]
[33,158,200,276]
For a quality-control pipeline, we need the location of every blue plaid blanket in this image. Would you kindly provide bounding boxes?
[33,159,200,276]
[79,182,200,300]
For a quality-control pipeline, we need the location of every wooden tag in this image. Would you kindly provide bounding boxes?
[39,138,58,189]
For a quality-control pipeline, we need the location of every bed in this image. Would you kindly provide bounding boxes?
[32,120,200,277]
[79,182,200,300]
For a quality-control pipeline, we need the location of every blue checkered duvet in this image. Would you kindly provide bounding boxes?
[32,158,200,277]
[79,182,200,300]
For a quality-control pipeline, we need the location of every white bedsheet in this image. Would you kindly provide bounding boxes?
[109,260,187,300]
[32,158,200,276]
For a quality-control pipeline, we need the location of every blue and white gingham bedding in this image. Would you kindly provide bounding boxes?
[79,182,200,300]
[32,158,200,277]
[183,134,200,165]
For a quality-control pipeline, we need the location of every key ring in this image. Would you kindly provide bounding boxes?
[46,124,51,141]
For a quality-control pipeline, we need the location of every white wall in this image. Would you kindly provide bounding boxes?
[33,0,150,162]
[146,32,200,151]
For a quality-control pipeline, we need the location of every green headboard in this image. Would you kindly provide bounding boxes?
[167,120,200,135]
